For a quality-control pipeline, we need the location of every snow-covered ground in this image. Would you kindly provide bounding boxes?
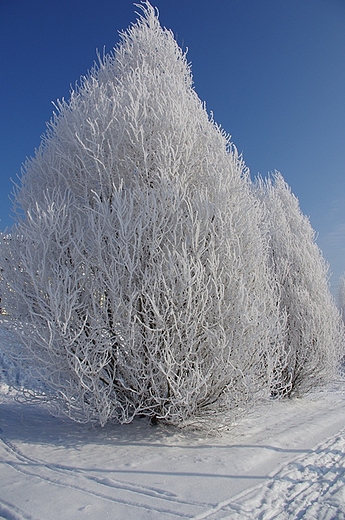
[1,333,345,519]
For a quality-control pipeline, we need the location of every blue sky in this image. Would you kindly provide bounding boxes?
[1,0,344,294]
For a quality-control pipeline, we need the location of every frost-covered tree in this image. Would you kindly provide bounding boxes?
[338,274,345,323]
[255,172,344,396]
[0,3,284,426]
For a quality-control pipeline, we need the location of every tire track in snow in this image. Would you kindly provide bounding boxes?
[193,428,345,519]
[0,498,40,520]
[0,429,210,519]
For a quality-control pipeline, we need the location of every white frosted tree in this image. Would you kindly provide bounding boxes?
[0,2,284,426]
[338,274,345,323]
[255,172,344,396]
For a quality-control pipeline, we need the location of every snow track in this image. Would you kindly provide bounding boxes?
[193,430,345,519]
[0,428,205,519]
[1,385,345,519]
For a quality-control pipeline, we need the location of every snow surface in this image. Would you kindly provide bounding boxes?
[1,338,345,519]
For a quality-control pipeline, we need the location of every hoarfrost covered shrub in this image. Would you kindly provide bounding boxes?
[338,274,345,323]
[255,173,344,396]
[0,3,284,426]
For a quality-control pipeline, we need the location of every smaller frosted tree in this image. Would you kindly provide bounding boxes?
[338,274,345,323]
[255,172,344,396]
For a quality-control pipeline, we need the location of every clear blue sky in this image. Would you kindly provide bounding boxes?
[1,0,344,294]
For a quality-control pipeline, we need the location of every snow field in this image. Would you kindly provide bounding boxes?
[1,382,345,519]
